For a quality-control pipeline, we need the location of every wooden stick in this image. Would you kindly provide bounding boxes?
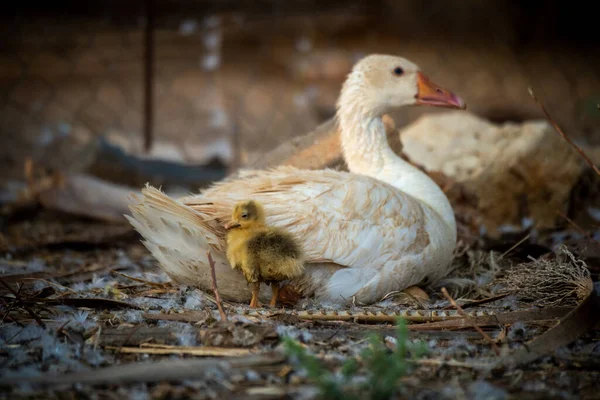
[555,210,594,241]
[441,287,500,355]
[141,307,571,325]
[443,293,511,310]
[111,270,170,288]
[107,345,252,357]
[499,232,532,260]
[494,281,600,371]
[410,358,489,369]
[528,87,600,177]
[207,250,228,321]
[10,352,285,386]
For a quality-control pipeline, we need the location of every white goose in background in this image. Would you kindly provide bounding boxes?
[126,54,466,306]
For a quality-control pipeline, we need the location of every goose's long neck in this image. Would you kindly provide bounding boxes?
[337,97,456,236]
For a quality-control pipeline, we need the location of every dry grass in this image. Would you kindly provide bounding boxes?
[493,245,592,306]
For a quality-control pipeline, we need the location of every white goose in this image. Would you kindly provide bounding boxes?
[126,54,466,306]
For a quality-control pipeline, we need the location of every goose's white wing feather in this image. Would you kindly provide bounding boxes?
[174,166,453,303]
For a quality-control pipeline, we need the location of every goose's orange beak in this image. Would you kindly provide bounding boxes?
[415,72,466,109]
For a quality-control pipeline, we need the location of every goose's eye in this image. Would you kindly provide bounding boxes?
[241,213,248,219]
[393,67,404,76]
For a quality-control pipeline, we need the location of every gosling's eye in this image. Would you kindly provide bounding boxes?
[241,213,248,219]
[393,67,404,76]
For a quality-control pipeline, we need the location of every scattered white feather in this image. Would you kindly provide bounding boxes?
[40,333,73,362]
[497,224,521,234]
[203,15,220,29]
[521,217,534,229]
[72,310,89,325]
[523,381,547,392]
[70,282,88,292]
[57,122,71,137]
[183,290,204,310]
[201,53,220,71]
[83,348,106,367]
[129,296,179,311]
[445,336,477,357]
[88,274,108,289]
[587,207,600,221]
[1,324,47,343]
[0,365,41,379]
[157,321,198,346]
[179,19,198,35]
[38,127,54,146]
[507,321,527,341]
[203,30,222,50]
[245,369,261,382]
[499,294,519,311]
[210,108,229,129]
[121,310,144,323]
[0,257,46,275]
[276,325,313,343]
[295,37,312,53]
[115,251,136,269]
[117,384,150,400]
[467,380,508,400]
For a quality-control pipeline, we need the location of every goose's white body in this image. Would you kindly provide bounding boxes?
[126,54,464,305]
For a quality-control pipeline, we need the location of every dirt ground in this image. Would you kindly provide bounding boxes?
[1,4,600,398]
[0,207,599,399]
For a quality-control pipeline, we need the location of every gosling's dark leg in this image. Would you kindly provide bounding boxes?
[269,283,279,308]
[249,282,261,308]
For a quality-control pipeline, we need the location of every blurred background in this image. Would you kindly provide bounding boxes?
[0,0,598,187]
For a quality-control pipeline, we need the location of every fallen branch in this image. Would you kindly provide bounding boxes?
[111,270,171,288]
[408,307,570,331]
[97,327,177,347]
[494,281,600,371]
[107,345,253,357]
[7,351,285,387]
[529,87,600,177]
[140,307,571,325]
[442,293,511,310]
[411,358,490,370]
[441,287,500,355]
[207,250,228,322]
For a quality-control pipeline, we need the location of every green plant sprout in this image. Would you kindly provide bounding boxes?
[283,317,428,400]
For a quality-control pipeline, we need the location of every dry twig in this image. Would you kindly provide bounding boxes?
[408,307,569,331]
[499,232,532,260]
[207,250,228,321]
[107,344,253,357]
[555,210,593,241]
[529,87,600,177]
[111,270,170,288]
[443,293,510,310]
[441,287,500,355]
[0,279,45,327]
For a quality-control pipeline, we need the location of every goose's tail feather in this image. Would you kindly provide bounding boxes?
[125,184,271,302]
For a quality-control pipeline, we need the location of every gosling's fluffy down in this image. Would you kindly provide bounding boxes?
[225,200,305,308]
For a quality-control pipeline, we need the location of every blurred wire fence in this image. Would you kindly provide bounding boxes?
[1,1,598,184]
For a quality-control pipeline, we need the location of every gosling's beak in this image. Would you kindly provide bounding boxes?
[224,221,240,230]
[415,72,466,110]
